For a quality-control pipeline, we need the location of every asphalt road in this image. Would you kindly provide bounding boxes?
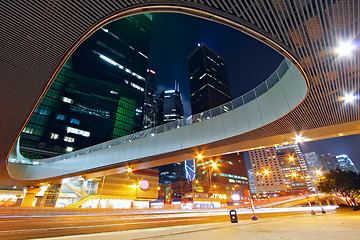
[0,210,315,240]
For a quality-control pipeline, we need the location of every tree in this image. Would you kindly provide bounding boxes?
[317,168,360,207]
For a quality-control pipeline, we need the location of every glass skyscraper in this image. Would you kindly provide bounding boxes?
[336,154,358,173]
[157,89,184,125]
[188,43,232,115]
[143,69,158,129]
[20,14,153,157]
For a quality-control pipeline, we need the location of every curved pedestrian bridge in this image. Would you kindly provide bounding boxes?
[8,59,307,181]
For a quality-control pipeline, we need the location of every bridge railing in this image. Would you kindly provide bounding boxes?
[12,59,290,165]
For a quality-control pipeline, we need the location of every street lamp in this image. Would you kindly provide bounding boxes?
[203,161,218,193]
[307,172,326,214]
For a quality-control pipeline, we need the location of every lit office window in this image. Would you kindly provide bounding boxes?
[23,127,34,134]
[56,114,65,120]
[70,118,80,125]
[66,126,90,137]
[64,136,75,143]
[62,96,74,104]
[50,133,59,139]
[39,109,48,116]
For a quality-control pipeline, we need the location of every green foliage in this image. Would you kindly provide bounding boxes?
[317,168,360,206]
[20,151,43,159]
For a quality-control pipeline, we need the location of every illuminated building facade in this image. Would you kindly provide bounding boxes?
[250,144,312,195]
[336,154,358,173]
[188,43,232,115]
[249,147,287,194]
[276,144,312,192]
[20,14,153,156]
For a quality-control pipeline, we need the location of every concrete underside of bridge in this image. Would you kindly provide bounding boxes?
[1,1,359,186]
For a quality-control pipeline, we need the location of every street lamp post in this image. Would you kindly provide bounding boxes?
[308,171,326,214]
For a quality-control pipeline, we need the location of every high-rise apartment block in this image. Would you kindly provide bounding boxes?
[249,144,313,195]
[188,43,232,115]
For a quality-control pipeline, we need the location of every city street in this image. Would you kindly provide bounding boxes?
[42,210,360,240]
[1,208,359,240]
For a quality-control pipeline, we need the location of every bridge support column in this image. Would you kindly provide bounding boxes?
[21,187,41,207]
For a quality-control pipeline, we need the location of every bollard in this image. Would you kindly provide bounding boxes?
[229,209,238,223]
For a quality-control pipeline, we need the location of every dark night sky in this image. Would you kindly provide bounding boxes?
[148,13,284,117]
[145,13,360,171]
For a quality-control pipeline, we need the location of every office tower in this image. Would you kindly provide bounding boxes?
[157,89,184,125]
[303,152,322,181]
[188,43,232,115]
[20,14,153,157]
[157,162,186,185]
[249,144,312,195]
[195,152,249,198]
[184,159,196,181]
[143,69,158,129]
[336,154,358,173]
[320,153,340,172]
[275,144,313,192]
[247,169,257,195]
[154,87,184,184]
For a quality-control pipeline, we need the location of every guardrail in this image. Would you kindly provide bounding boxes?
[10,59,290,165]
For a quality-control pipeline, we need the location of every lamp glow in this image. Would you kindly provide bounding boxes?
[294,134,304,143]
[343,93,356,103]
[211,161,218,169]
[335,41,356,57]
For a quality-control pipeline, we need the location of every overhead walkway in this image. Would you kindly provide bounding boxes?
[7,59,307,181]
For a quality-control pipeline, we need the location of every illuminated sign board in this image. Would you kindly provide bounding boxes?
[139,180,149,190]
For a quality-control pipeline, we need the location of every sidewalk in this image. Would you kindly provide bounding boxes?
[38,211,360,240]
